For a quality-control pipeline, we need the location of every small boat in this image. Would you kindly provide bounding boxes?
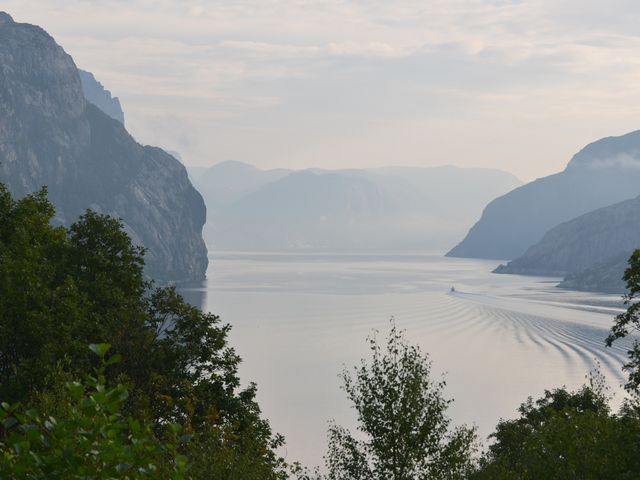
[450,286,456,293]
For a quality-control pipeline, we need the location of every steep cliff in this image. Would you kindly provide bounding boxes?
[447,130,640,260]
[558,254,628,294]
[0,12,207,282]
[78,69,125,125]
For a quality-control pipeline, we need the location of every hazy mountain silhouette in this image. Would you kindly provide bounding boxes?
[191,162,521,252]
[189,160,291,211]
[447,130,640,260]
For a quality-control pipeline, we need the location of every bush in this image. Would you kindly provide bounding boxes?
[0,344,189,479]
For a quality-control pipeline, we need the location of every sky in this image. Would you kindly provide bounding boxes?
[4,0,640,181]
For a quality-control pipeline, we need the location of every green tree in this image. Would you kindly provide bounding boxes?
[0,184,287,479]
[0,344,189,479]
[322,323,476,480]
[473,378,640,479]
[607,249,640,392]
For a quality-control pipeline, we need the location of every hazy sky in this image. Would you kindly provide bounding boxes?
[5,1,640,180]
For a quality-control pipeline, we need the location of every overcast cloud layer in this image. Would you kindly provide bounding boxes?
[5,0,640,180]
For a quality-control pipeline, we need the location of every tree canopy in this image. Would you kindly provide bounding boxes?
[471,380,640,479]
[322,323,476,480]
[607,249,640,392]
[0,183,287,479]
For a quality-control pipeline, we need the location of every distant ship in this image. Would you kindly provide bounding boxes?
[450,286,456,293]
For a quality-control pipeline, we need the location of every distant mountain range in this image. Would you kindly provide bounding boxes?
[0,12,207,282]
[447,130,640,261]
[189,161,522,252]
[192,160,291,211]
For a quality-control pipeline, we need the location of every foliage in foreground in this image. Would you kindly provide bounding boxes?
[472,375,640,479]
[607,249,640,392]
[0,343,189,479]
[0,184,287,479]
[473,250,640,479]
[298,323,477,480]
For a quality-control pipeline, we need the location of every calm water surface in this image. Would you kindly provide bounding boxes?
[181,253,629,467]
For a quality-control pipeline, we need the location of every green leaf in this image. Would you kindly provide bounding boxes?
[175,454,189,469]
[89,343,111,358]
[2,417,18,429]
[104,353,122,366]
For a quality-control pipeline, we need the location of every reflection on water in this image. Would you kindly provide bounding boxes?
[177,280,208,310]
[182,252,630,467]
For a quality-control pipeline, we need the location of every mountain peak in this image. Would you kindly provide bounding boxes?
[0,12,14,25]
[216,159,259,170]
[566,129,640,171]
[447,129,640,260]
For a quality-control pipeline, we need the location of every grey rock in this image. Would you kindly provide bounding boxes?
[0,12,207,282]
[78,69,125,125]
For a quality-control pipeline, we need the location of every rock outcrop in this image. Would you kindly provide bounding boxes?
[78,69,125,125]
[447,130,640,260]
[0,12,207,282]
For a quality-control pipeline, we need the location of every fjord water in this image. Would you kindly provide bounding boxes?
[181,253,629,466]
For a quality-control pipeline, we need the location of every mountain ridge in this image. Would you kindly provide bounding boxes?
[193,161,522,252]
[447,130,640,260]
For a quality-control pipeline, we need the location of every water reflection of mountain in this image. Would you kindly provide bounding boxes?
[177,280,208,311]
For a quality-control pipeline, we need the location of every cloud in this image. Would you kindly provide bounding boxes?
[583,154,640,170]
[3,0,640,180]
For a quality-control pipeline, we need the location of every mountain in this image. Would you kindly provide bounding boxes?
[447,130,640,260]
[558,254,628,293]
[210,170,387,250]
[78,70,125,125]
[189,160,291,211]
[197,162,521,252]
[358,165,521,218]
[0,12,207,282]
[494,196,640,292]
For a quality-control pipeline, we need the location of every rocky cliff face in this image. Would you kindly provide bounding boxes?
[0,12,207,282]
[79,69,125,125]
[558,254,628,293]
[447,131,640,260]
[494,196,640,292]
